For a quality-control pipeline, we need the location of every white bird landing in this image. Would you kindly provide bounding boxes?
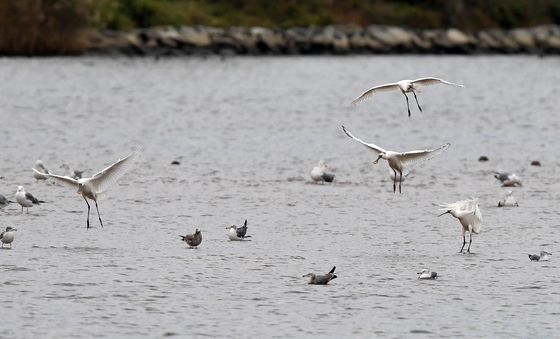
[438,197,482,253]
[351,77,464,117]
[33,148,141,229]
[342,125,450,193]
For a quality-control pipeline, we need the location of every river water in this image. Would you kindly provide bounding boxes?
[0,56,559,338]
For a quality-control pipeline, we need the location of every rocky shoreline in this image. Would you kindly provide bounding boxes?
[86,25,560,56]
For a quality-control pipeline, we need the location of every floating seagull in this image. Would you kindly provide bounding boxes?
[498,191,519,207]
[60,164,84,180]
[0,227,17,249]
[342,125,450,193]
[33,160,50,181]
[14,186,44,213]
[303,266,337,285]
[180,229,202,248]
[0,193,14,208]
[226,219,251,241]
[493,172,522,187]
[438,197,482,253]
[33,148,141,229]
[351,77,464,117]
[417,269,437,280]
[310,161,335,183]
[528,251,552,262]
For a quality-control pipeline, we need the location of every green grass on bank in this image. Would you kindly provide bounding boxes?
[2,0,560,55]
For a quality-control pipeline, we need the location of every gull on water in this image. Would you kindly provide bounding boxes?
[498,191,519,207]
[417,269,437,280]
[15,186,44,213]
[303,266,337,285]
[180,229,202,248]
[342,125,450,193]
[493,171,522,187]
[310,160,335,183]
[33,148,141,229]
[33,160,50,181]
[438,197,482,253]
[351,77,464,117]
[0,193,14,208]
[0,227,17,249]
[528,251,552,262]
[60,164,85,180]
[226,219,251,241]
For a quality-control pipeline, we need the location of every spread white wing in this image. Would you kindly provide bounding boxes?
[411,77,464,88]
[351,82,400,106]
[90,148,141,194]
[398,143,450,166]
[341,126,386,154]
[32,168,79,191]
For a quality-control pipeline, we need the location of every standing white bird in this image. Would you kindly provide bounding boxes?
[33,160,50,181]
[15,186,44,213]
[438,197,482,253]
[351,77,464,117]
[498,190,519,207]
[32,148,141,229]
[0,227,17,248]
[341,125,450,193]
[310,161,335,183]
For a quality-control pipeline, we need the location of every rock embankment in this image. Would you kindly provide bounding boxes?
[87,25,560,56]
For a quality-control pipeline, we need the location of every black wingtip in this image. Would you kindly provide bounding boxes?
[332,275,338,280]
[243,219,247,227]
[329,266,336,274]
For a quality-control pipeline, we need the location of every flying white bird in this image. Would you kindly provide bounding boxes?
[33,160,50,181]
[351,77,464,117]
[33,148,141,229]
[15,186,44,213]
[310,161,335,183]
[341,125,450,193]
[438,197,482,253]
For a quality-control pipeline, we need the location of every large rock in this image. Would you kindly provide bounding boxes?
[250,27,285,53]
[367,26,415,51]
[509,28,535,50]
[177,26,211,47]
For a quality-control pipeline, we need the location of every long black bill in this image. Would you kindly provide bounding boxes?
[437,210,451,217]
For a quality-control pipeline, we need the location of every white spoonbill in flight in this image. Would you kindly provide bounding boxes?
[438,197,482,253]
[341,125,450,193]
[33,148,141,229]
[351,77,464,117]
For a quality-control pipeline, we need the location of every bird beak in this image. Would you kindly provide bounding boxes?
[437,211,450,217]
[372,154,383,165]
[13,228,17,231]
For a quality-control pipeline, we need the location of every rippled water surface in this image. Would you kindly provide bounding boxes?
[1,56,559,338]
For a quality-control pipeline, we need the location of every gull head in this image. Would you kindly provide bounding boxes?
[373,153,385,165]
[225,225,236,230]
[417,269,428,275]
[5,226,17,232]
[541,251,552,256]
[35,160,45,168]
[17,186,24,193]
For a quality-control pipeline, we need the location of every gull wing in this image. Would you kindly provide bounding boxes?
[351,82,400,106]
[90,148,141,194]
[341,126,386,154]
[33,169,79,191]
[398,143,450,166]
[411,77,464,88]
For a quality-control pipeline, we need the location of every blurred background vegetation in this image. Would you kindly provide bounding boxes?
[2,0,560,54]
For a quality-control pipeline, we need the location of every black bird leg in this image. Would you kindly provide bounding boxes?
[84,197,91,229]
[392,169,397,193]
[404,94,411,117]
[460,235,466,253]
[412,91,422,112]
[467,233,472,253]
[94,200,104,227]
[399,171,403,194]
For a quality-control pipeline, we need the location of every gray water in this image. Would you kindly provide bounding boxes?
[0,56,559,338]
